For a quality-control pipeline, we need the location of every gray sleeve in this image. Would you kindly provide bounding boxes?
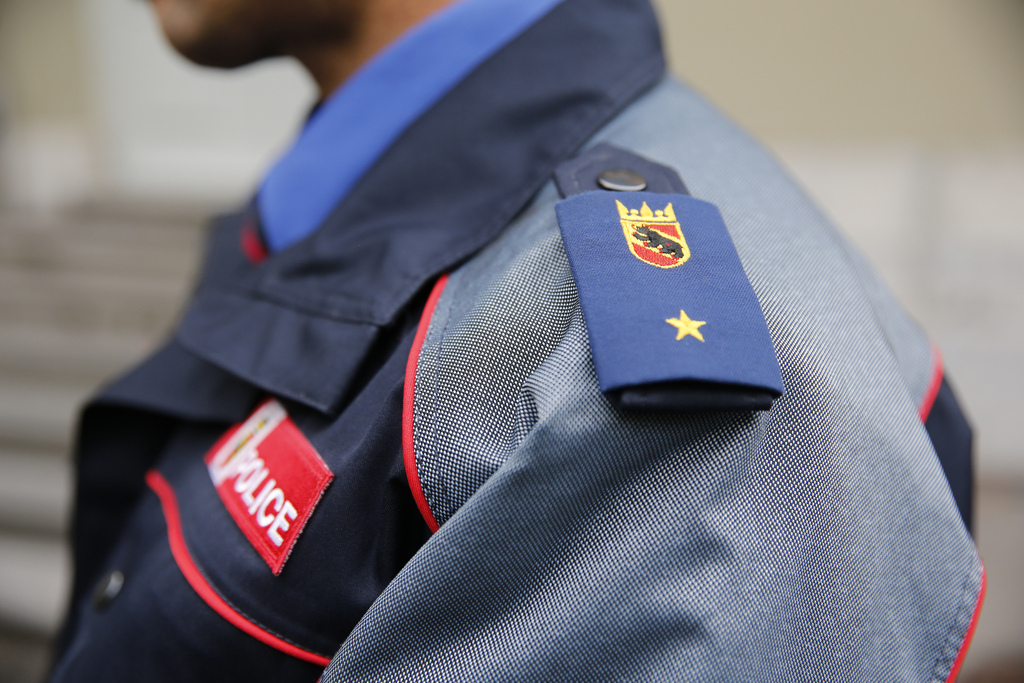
[319,188,980,683]
[320,80,980,682]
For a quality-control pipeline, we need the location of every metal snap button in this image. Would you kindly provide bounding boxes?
[597,168,648,192]
[92,570,125,611]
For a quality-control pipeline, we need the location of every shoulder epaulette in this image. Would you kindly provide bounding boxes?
[554,144,784,411]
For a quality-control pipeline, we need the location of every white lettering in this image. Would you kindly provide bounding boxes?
[256,488,285,528]
[238,468,269,506]
[207,400,287,485]
[267,502,298,546]
[246,478,276,515]
[233,457,266,495]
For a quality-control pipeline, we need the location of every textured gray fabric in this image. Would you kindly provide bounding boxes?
[321,77,981,682]
[841,243,937,407]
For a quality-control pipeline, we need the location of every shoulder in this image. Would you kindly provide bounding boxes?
[392,76,982,682]
[412,76,938,470]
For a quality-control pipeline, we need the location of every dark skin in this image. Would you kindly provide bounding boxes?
[147,0,458,98]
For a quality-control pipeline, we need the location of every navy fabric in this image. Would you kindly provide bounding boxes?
[56,404,179,660]
[53,0,668,679]
[926,376,974,532]
[614,380,779,411]
[55,306,433,680]
[98,340,261,423]
[258,0,565,252]
[556,190,784,405]
[51,477,328,682]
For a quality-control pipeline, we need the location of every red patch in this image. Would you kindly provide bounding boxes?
[631,231,679,268]
[205,399,333,575]
[240,222,268,263]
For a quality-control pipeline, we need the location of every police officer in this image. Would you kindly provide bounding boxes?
[52,0,982,680]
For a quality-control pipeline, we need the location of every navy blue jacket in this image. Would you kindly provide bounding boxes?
[51,0,974,680]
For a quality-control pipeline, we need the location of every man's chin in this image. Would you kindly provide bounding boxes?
[168,38,277,69]
[149,0,276,69]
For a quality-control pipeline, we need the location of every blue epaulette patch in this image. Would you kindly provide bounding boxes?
[555,190,784,411]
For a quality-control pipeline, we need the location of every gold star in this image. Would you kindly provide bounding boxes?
[666,310,706,342]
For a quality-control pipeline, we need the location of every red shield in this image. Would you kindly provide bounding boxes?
[617,200,690,268]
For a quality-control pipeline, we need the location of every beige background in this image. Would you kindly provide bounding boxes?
[658,0,1024,144]
[0,0,1021,680]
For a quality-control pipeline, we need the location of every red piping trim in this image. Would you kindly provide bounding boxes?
[241,222,268,263]
[403,274,449,533]
[919,343,944,423]
[145,470,331,667]
[946,563,987,683]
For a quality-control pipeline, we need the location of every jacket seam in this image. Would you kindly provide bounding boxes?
[927,558,984,682]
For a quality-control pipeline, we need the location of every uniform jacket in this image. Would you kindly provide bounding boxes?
[53,0,981,681]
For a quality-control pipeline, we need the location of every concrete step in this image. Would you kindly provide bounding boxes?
[0,205,201,257]
[1,201,210,239]
[70,197,222,228]
[0,322,156,385]
[0,533,69,637]
[0,379,89,451]
[0,449,72,536]
[0,269,189,335]
[0,230,200,281]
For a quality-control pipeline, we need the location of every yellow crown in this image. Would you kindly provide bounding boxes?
[616,200,676,224]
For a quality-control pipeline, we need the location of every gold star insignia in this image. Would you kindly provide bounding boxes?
[666,310,706,342]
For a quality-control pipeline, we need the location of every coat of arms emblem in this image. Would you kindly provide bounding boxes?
[616,200,690,268]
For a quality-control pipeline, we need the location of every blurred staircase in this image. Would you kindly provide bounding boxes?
[0,201,208,682]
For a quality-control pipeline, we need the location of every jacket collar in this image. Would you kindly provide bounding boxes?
[258,0,567,253]
[120,0,665,416]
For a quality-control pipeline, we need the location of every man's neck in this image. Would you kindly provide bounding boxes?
[292,0,458,98]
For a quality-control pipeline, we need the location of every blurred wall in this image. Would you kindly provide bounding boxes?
[654,0,1024,145]
[78,0,314,200]
[1,1,1022,193]
[0,0,315,207]
[0,0,88,124]
[1,1,1021,197]
[0,0,93,209]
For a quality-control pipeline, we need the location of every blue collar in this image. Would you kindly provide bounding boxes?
[258,0,566,253]
[168,0,664,413]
